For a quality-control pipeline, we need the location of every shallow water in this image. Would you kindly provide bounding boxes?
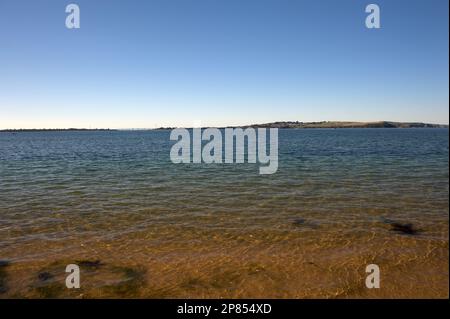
[0,128,448,298]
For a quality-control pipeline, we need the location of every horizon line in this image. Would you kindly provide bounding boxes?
[1,120,449,131]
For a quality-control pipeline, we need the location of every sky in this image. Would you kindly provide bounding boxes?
[0,0,448,129]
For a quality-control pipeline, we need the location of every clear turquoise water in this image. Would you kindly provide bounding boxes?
[0,128,448,298]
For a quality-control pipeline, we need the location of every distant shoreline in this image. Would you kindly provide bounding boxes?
[240,121,449,129]
[0,128,116,132]
[1,121,448,132]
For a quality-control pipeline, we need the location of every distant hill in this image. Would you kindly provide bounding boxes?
[241,121,448,129]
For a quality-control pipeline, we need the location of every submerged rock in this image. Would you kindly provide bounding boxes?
[38,272,54,282]
[389,223,420,235]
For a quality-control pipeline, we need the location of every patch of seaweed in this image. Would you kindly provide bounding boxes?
[292,218,319,229]
[389,222,420,235]
[31,263,69,298]
[76,259,104,271]
[380,217,421,235]
[391,223,420,235]
[0,260,11,294]
[292,218,306,226]
[34,282,66,298]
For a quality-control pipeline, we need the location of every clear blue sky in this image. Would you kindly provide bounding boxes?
[0,0,448,128]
